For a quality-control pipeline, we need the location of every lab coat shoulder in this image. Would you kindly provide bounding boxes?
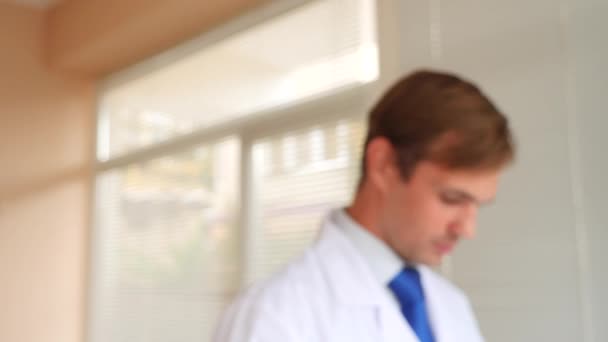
[213,217,384,342]
[213,248,336,342]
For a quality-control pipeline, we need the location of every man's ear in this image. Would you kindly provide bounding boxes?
[365,137,398,194]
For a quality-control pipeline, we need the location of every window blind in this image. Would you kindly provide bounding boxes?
[249,118,365,282]
[91,139,240,342]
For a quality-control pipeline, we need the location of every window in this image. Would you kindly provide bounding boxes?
[97,0,377,161]
[249,119,365,282]
[93,140,240,341]
[90,1,378,341]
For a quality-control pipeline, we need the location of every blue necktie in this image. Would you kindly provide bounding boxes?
[388,267,435,342]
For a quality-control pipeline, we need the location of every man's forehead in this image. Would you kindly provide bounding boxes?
[417,160,501,178]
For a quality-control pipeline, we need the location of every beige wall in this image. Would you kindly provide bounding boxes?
[0,1,273,341]
[0,4,94,342]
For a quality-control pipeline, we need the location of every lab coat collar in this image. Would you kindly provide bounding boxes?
[314,211,396,308]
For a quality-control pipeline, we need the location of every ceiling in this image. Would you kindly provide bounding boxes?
[0,0,62,9]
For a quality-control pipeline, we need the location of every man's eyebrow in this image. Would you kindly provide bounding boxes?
[440,187,495,205]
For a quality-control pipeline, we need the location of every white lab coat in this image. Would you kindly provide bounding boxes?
[213,212,484,342]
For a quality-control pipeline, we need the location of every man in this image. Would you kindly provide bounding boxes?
[213,70,514,342]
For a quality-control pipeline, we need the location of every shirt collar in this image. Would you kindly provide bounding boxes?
[333,208,404,285]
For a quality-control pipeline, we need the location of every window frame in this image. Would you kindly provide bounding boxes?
[87,0,402,340]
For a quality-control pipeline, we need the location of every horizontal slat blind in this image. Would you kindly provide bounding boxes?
[91,139,240,342]
[249,118,365,282]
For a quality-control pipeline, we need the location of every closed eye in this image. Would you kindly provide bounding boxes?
[440,193,470,205]
[438,188,478,206]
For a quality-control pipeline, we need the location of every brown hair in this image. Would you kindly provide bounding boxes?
[362,69,514,180]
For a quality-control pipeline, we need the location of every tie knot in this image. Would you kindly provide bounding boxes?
[388,267,424,305]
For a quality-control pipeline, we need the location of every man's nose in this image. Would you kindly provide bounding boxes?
[452,204,478,239]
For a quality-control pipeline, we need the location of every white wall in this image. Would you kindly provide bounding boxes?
[568,0,608,341]
[389,0,606,341]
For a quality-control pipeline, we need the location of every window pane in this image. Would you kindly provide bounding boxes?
[249,118,365,282]
[97,0,377,160]
[90,138,240,342]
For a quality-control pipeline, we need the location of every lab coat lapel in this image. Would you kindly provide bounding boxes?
[378,302,421,342]
[315,214,420,342]
[419,266,457,342]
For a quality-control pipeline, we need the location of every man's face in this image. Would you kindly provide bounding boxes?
[380,160,501,266]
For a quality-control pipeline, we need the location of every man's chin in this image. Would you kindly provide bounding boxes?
[419,253,443,267]
[400,250,443,267]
